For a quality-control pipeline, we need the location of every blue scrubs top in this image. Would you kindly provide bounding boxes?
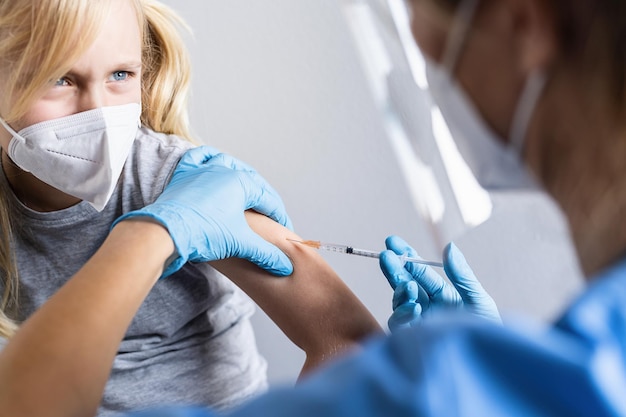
[130,258,626,417]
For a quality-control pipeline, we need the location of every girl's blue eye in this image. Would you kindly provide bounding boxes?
[54,78,70,87]
[111,71,130,81]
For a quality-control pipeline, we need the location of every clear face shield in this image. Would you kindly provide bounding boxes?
[341,0,493,250]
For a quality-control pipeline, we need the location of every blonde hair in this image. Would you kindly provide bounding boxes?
[0,0,194,338]
[141,0,193,139]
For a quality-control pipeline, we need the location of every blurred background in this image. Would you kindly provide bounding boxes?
[160,0,583,385]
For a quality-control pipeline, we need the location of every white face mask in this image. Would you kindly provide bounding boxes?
[424,0,546,190]
[0,103,141,211]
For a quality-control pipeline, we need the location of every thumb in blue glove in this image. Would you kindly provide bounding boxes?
[380,235,500,332]
[113,146,294,278]
[443,242,501,323]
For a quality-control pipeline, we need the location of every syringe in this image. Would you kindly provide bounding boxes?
[287,239,444,268]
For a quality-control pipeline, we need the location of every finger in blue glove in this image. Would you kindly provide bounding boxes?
[388,302,422,333]
[385,236,463,308]
[178,147,294,231]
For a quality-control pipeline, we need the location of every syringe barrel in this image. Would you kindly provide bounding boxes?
[348,248,380,259]
[319,243,350,254]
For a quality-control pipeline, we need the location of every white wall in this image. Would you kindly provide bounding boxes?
[160,1,584,386]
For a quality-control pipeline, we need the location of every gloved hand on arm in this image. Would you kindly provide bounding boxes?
[113,146,294,277]
[379,235,500,332]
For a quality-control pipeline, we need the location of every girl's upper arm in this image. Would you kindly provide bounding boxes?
[210,211,383,374]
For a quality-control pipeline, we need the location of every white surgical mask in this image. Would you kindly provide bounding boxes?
[424,0,546,190]
[0,103,141,211]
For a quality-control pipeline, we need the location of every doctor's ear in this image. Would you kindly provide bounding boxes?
[503,0,559,73]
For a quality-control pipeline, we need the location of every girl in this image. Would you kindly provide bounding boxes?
[0,0,381,415]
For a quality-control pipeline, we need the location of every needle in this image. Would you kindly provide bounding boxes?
[287,238,444,268]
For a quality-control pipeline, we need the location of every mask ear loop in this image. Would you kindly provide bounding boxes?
[443,0,547,156]
[508,70,548,155]
[0,117,30,174]
[441,0,480,73]
[0,117,19,140]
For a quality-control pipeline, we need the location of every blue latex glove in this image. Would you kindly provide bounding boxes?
[113,146,294,277]
[380,235,500,332]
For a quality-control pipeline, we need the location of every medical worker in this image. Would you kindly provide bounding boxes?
[2,0,626,415]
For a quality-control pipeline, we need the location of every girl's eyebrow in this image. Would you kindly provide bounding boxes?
[63,62,143,79]
[110,61,143,70]
[67,62,143,74]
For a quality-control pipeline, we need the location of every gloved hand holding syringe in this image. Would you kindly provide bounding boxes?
[288,238,444,268]
[289,236,500,331]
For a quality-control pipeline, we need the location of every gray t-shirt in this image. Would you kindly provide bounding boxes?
[0,127,268,415]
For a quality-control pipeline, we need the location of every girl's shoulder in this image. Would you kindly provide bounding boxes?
[133,126,196,165]
[118,127,197,208]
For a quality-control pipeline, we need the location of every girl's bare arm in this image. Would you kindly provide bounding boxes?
[211,211,383,377]
[0,220,174,417]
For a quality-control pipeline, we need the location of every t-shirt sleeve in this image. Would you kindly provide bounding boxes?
[124,129,195,208]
